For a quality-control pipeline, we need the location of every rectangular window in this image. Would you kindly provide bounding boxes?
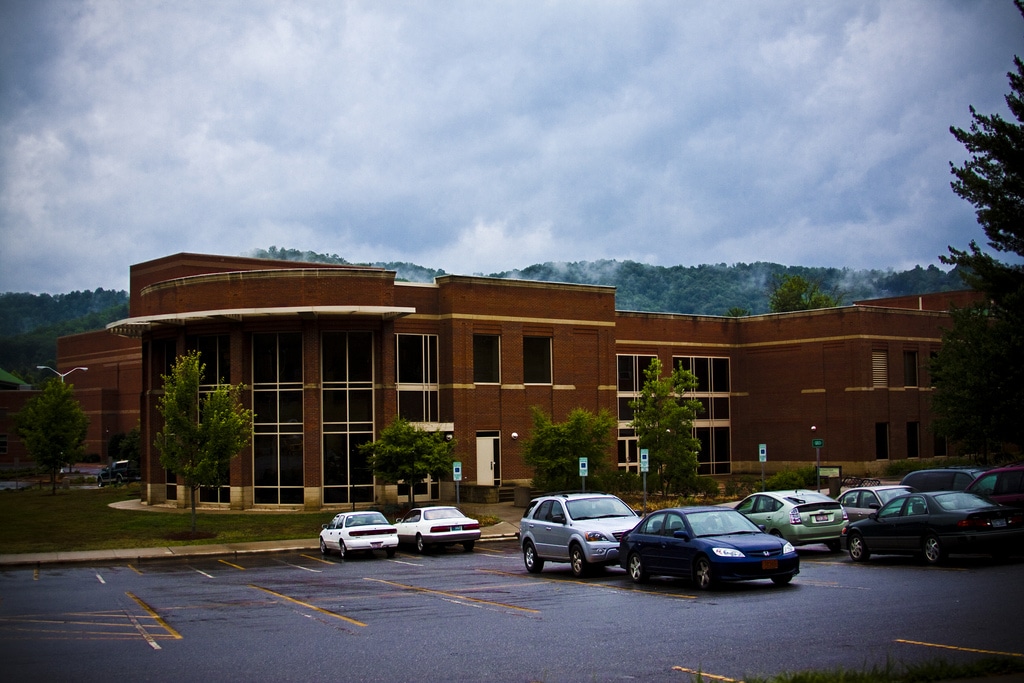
[253,333,304,505]
[933,434,947,457]
[190,334,232,503]
[396,334,439,423]
[473,335,500,383]
[616,355,656,420]
[322,331,375,505]
[523,337,552,384]
[907,421,920,458]
[0,434,6,455]
[875,422,889,460]
[903,351,918,387]
[872,350,888,387]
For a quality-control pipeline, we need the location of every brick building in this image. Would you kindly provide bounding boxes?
[3,252,973,509]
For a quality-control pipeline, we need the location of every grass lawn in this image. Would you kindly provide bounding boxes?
[1,484,355,554]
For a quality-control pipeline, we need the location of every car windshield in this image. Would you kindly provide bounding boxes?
[345,512,389,527]
[687,510,760,537]
[423,508,465,520]
[932,492,991,511]
[566,497,634,520]
[877,488,911,504]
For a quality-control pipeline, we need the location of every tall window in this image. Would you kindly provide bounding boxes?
[677,356,732,475]
[903,351,918,387]
[322,331,375,505]
[190,334,231,504]
[907,421,920,458]
[616,355,656,473]
[875,422,889,460]
[473,335,500,383]
[523,337,552,384]
[397,334,438,422]
[253,333,304,505]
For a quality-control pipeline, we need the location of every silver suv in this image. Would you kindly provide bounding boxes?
[520,492,639,577]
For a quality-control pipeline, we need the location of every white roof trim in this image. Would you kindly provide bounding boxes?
[106,305,416,337]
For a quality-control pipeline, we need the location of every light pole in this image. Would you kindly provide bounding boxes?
[37,365,88,383]
[811,425,821,491]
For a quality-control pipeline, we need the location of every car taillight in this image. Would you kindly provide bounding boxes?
[789,509,802,525]
[957,517,990,529]
[841,508,849,521]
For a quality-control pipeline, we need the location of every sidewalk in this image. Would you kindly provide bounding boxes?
[0,499,524,568]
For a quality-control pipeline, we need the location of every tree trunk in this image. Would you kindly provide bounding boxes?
[190,485,198,535]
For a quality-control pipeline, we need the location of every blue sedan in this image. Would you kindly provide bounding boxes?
[619,506,800,589]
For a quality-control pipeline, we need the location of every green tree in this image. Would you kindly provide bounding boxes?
[155,351,254,533]
[15,378,89,494]
[929,306,1009,461]
[768,274,843,312]
[939,5,1024,451]
[521,406,616,492]
[360,417,455,506]
[725,307,750,317]
[629,358,703,495]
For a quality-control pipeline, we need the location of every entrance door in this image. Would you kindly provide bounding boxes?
[476,432,500,487]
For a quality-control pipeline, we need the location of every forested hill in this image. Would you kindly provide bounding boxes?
[250,247,965,316]
[0,253,964,384]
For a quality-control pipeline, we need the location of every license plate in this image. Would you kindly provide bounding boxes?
[451,525,462,532]
[761,559,778,570]
[371,541,382,548]
[993,518,1007,528]
[814,514,829,523]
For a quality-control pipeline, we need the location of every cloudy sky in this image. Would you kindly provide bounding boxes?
[1,1,1021,294]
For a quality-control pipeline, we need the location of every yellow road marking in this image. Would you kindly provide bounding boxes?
[365,578,540,613]
[896,638,1022,658]
[127,564,143,575]
[218,558,245,570]
[301,553,334,565]
[249,585,366,627]
[125,592,182,639]
[672,666,742,681]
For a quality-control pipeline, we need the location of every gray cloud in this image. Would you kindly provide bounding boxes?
[1,0,1020,293]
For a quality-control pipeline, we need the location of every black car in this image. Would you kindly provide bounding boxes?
[842,491,1024,565]
[619,506,800,590]
[899,467,987,493]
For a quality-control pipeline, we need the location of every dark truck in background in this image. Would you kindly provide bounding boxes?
[96,460,140,486]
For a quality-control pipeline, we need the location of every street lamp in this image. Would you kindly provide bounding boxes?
[37,365,88,382]
[811,425,820,491]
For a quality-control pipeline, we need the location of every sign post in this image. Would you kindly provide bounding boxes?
[579,457,588,492]
[758,443,767,491]
[453,461,462,505]
[640,449,649,513]
[811,438,824,491]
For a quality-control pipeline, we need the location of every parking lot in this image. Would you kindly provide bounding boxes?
[1,540,1022,682]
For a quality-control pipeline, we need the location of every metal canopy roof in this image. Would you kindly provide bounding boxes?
[106,305,416,338]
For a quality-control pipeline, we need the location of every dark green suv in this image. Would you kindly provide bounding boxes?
[97,460,140,486]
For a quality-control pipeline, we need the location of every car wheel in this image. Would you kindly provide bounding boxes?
[319,537,328,555]
[769,529,783,538]
[338,540,346,560]
[415,534,426,554]
[922,533,946,565]
[462,541,475,552]
[523,541,544,574]
[627,552,649,584]
[693,556,714,590]
[386,547,396,559]
[771,574,793,585]
[824,539,841,553]
[848,532,870,562]
[569,544,589,578]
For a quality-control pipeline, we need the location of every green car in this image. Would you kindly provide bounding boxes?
[735,490,848,552]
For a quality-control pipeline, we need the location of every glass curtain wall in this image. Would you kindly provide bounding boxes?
[253,333,304,504]
[676,356,732,475]
[190,334,231,503]
[322,331,375,505]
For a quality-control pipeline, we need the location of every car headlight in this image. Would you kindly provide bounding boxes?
[711,547,744,558]
[783,542,795,554]
[584,531,610,542]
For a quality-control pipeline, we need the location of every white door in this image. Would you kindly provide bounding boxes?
[476,434,499,486]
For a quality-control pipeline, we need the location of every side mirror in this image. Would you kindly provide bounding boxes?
[551,513,566,524]
[321,524,329,530]
[672,530,691,541]
[758,524,767,532]
[868,503,880,510]
[868,513,878,521]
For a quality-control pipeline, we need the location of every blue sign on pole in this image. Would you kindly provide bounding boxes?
[639,448,649,473]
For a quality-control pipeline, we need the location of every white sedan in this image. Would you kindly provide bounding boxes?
[319,511,398,559]
[394,506,481,553]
